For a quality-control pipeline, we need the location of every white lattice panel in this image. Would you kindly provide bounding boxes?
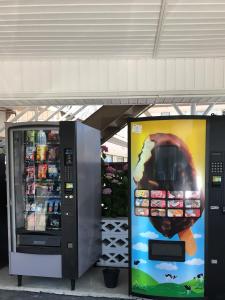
[97,218,128,268]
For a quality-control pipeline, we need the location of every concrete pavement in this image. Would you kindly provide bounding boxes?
[0,290,127,300]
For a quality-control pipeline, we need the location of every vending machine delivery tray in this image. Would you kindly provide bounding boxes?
[17,234,61,247]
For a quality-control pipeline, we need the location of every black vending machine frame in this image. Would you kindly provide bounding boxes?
[59,121,101,290]
[60,121,78,283]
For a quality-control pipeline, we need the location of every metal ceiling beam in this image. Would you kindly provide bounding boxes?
[46,105,66,121]
[153,0,167,58]
[84,105,149,143]
[144,110,152,117]
[203,104,214,115]
[0,107,31,134]
[29,107,47,121]
[60,106,74,121]
[191,103,196,115]
[108,136,128,148]
[173,104,183,115]
[68,105,87,121]
[7,107,30,122]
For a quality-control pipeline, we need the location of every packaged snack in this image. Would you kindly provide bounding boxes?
[135,198,149,207]
[151,190,166,199]
[150,209,166,217]
[135,207,149,216]
[26,182,35,195]
[185,200,201,208]
[48,146,59,161]
[35,183,49,197]
[168,200,184,208]
[26,130,35,144]
[26,166,35,180]
[25,212,35,231]
[35,213,46,231]
[54,200,61,213]
[185,209,201,218]
[25,202,36,212]
[151,200,166,208]
[47,214,61,229]
[48,130,59,142]
[167,209,183,217]
[48,164,58,179]
[37,130,47,145]
[135,190,149,198]
[36,145,48,161]
[185,191,201,199]
[38,164,48,179]
[25,146,35,161]
[47,198,55,213]
[168,191,184,199]
[49,182,61,196]
[36,202,45,213]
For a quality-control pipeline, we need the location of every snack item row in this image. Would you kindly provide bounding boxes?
[25,211,61,231]
[25,198,61,214]
[25,164,59,181]
[135,189,201,199]
[26,130,59,144]
[135,207,201,218]
[135,198,201,209]
[25,145,59,161]
[26,182,61,196]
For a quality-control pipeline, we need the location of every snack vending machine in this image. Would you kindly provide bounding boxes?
[129,116,225,299]
[6,121,101,289]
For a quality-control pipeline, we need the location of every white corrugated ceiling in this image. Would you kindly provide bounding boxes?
[0,0,225,58]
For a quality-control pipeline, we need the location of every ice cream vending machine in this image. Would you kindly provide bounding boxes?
[129,116,225,299]
[6,121,101,289]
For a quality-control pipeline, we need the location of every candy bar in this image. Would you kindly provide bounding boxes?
[151,200,166,208]
[150,190,166,199]
[135,190,149,198]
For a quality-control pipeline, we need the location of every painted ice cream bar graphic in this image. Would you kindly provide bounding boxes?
[133,133,204,255]
[130,119,206,298]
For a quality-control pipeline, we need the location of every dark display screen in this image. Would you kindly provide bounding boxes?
[154,146,178,181]
[149,240,185,262]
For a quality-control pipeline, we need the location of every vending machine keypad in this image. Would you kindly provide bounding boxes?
[211,162,223,174]
[64,166,73,181]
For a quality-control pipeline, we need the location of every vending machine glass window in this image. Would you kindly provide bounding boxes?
[13,128,61,246]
